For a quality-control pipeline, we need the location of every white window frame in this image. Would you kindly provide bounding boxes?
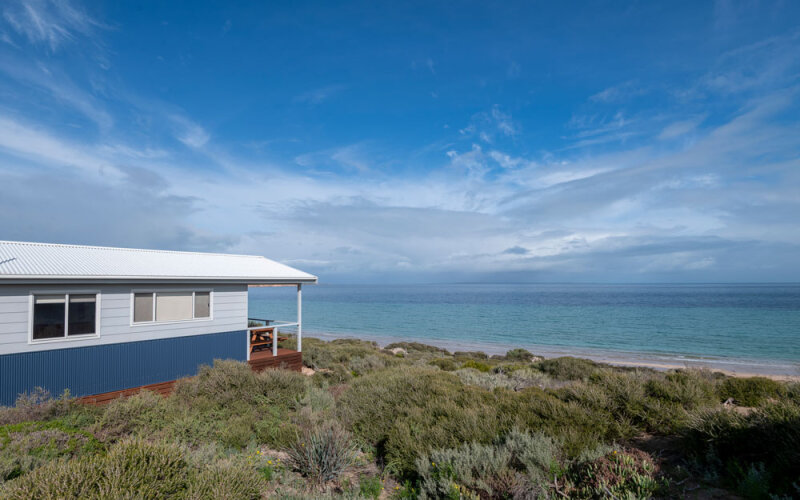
[129,288,213,326]
[28,290,101,344]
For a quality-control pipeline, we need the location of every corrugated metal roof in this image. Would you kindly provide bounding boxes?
[0,241,317,283]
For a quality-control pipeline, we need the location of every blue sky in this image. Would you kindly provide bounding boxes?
[0,1,799,282]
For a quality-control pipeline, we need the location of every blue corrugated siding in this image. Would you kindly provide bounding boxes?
[0,330,246,406]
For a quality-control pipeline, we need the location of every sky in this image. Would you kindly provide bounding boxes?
[0,1,799,283]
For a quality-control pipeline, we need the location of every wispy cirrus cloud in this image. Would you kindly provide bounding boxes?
[0,55,112,130]
[701,31,800,94]
[658,115,707,140]
[2,0,101,51]
[169,114,210,149]
[589,80,646,103]
[293,84,347,105]
[294,143,376,174]
[459,105,519,144]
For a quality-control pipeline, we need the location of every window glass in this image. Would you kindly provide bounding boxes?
[68,294,96,335]
[33,295,66,340]
[133,293,154,323]
[155,292,193,322]
[194,292,210,318]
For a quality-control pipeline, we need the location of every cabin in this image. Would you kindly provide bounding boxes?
[0,240,317,406]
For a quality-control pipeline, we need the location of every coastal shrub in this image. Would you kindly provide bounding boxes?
[254,407,301,448]
[555,370,710,435]
[417,441,517,499]
[97,439,190,497]
[112,361,308,449]
[503,386,610,455]
[337,367,509,475]
[173,359,308,409]
[301,385,337,414]
[569,448,665,499]
[455,368,515,390]
[0,421,100,482]
[718,376,784,406]
[286,423,358,484]
[302,338,383,371]
[358,474,383,498]
[683,401,800,496]
[1,455,102,499]
[492,363,529,374]
[786,382,800,403]
[416,430,562,499]
[348,354,398,376]
[503,428,563,485]
[1,439,190,499]
[220,415,258,449]
[385,342,450,355]
[504,348,536,362]
[96,390,167,440]
[185,456,263,500]
[0,388,87,427]
[313,364,354,385]
[454,351,489,360]
[453,368,557,392]
[428,358,457,371]
[508,369,560,391]
[385,397,504,475]
[555,374,646,438]
[337,368,465,444]
[460,359,491,372]
[645,370,718,410]
[537,357,604,380]
[736,463,772,500]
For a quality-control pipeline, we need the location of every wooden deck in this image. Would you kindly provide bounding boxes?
[80,349,303,405]
[80,379,177,405]
[248,348,303,372]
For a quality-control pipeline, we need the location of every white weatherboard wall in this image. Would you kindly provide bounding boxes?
[0,284,248,356]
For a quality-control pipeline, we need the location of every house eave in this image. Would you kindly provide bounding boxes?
[0,276,318,286]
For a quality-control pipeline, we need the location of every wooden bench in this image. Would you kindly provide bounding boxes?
[250,327,288,353]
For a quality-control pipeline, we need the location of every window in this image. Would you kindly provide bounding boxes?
[194,292,210,318]
[155,292,193,321]
[133,293,154,323]
[32,293,97,341]
[133,291,212,324]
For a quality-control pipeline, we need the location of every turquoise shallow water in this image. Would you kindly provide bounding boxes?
[248,284,800,369]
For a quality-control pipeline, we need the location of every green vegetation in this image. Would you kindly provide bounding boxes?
[718,376,785,406]
[1,337,798,498]
[286,423,358,484]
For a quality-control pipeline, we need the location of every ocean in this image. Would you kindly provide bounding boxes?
[248,283,800,375]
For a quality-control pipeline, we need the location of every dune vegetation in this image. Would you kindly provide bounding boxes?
[1,337,798,499]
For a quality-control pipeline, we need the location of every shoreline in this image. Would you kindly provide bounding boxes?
[303,330,800,381]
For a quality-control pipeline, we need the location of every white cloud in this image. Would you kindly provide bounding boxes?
[589,80,645,103]
[460,106,520,143]
[658,115,707,140]
[0,56,113,130]
[293,84,346,105]
[701,31,800,94]
[295,144,375,174]
[170,115,210,149]
[491,106,519,136]
[2,0,100,51]
[0,115,122,179]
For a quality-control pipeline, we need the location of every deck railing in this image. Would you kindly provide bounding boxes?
[247,318,299,359]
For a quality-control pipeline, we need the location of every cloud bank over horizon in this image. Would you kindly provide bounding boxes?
[0,1,799,283]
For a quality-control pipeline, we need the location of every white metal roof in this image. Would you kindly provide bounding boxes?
[0,241,317,284]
